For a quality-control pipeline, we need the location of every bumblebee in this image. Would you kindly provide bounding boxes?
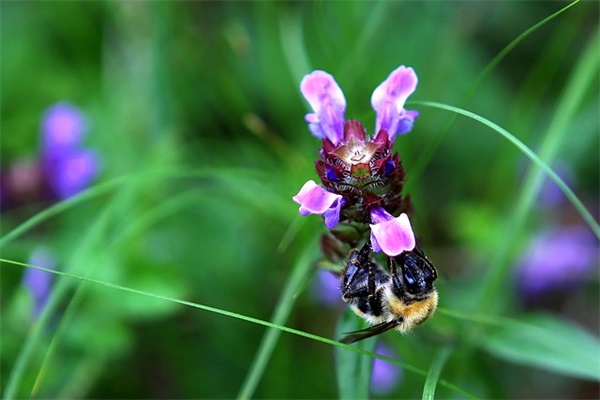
[339,241,438,343]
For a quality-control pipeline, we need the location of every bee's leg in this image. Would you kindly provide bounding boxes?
[366,260,384,317]
[388,256,403,296]
[356,239,371,265]
[388,256,397,276]
[341,240,373,299]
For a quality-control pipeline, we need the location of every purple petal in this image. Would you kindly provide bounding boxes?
[42,102,87,154]
[300,71,346,145]
[396,110,419,135]
[293,180,343,228]
[23,247,56,317]
[371,66,418,141]
[369,207,415,256]
[45,149,100,199]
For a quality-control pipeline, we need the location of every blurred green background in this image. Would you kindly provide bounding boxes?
[1,1,598,399]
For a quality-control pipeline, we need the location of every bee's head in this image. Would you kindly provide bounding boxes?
[391,249,438,300]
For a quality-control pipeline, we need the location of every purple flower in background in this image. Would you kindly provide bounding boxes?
[311,269,344,307]
[516,225,598,296]
[538,161,575,208]
[40,102,100,200]
[22,247,56,318]
[371,343,402,395]
[369,206,416,256]
[42,103,87,153]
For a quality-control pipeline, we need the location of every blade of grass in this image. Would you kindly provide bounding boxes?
[410,101,599,240]
[28,189,208,396]
[2,168,279,397]
[0,176,126,248]
[236,236,318,399]
[335,309,378,399]
[477,25,600,311]
[1,258,478,399]
[0,167,281,249]
[406,0,580,191]
[3,186,125,399]
[422,345,453,400]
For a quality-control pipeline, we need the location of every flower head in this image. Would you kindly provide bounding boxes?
[369,206,416,256]
[296,67,418,230]
[292,180,344,229]
[40,102,100,200]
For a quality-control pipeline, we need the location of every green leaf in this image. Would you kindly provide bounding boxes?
[334,309,378,400]
[481,313,600,382]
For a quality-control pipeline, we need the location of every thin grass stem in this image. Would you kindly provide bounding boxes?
[406,0,580,190]
[422,345,453,400]
[1,258,478,400]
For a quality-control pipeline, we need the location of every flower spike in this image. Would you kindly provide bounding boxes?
[293,180,344,229]
[371,66,419,141]
[369,206,416,256]
[300,71,346,145]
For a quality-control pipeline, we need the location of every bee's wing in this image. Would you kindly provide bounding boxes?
[340,320,399,344]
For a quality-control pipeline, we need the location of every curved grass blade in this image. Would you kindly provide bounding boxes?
[0,176,126,249]
[410,100,599,240]
[1,168,285,398]
[335,309,377,400]
[236,237,318,399]
[1,258,478,399]
[27,189,209,396]
[2,190,126,400]
[422,345,453,400]
[0,166,284,249]
[407,0,580,189]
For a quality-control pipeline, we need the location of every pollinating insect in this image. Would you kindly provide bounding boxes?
[340,240,438,343]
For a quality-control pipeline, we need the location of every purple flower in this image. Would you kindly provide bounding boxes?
[300,71,347,145]
[311,269,344,307]
[22,247,56,318]
[44,149,101,200]
[371,343,402,395]
[292,180,344,229]
[371,65,419,141]
[42,102,88,155]
[369,206,416,256]
[516,225,598,296]
[40,102,100,200]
